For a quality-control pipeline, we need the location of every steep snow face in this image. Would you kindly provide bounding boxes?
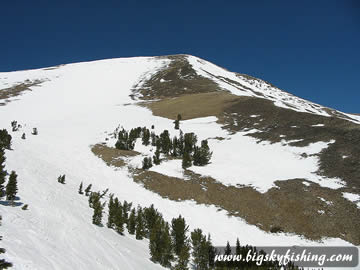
[0,56,354,269]
[187,55,360,123]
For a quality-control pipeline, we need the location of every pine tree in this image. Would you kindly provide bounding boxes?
[57,174,65,184]
[107,195,116,228]
[182,151,192,169]
[0,129,12,150]
[135,206,145,240]
[142,128,150,146]
[6,171,18,203]
[114,199,124,235]
[128,208,136,235]
[153,148,161,165]
[160,221,173,267]
[0,148,6,197]
[122,200,132,225]
[191,228,209,270]
[21,133,26,140]
[0,216,13,269]
[78,182,83,194]
[159,130,171,154]
[142,157,153,170]
[174,119,180,130]
[235,237,241,255]
[149,218,163,263]
[184,132,197,153]
[85,184,92,196]
[171,215,190,258]
[175,245,190,270]
[92,193,104,225]
[207,234,216,268]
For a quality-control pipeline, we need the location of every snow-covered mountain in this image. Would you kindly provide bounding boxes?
[0,55,359,269]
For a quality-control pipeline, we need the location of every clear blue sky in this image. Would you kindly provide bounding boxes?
[1,0,359,112]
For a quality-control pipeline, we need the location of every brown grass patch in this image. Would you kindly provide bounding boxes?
[143,92,243,120]
[91,144,139,167]
[0,80,44,106]
[133,170,360,245]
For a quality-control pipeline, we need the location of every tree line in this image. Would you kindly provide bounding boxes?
[79,183,299,270]
[114,120,212,171]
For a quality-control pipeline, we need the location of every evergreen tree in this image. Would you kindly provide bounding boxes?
[182,151,192,169]
[142,157,153,170]
[84,184,92,196]
[235,237,241,255]
[21,133,26,140]
[191,229,209,270]
[174,119,180,130]
[113,199,124,234]
[6,171,18,203]
[143,204,161,237]
[207,234,216,268]
[0,129,12,150]
[160,221,173,267]
[57,174,65,184]
[0,216,13,269]
[122,200,132,225]
[128,208,136,235]
[142,128,150,146]
[0,148,6,197]
[153,148,161,165]
[171,215,190,258]
[78,182,83,194]
[175,245,190,270]
[107,195,116,228]
[184,132,197,153]
[159,130,171,154]
[149,219,173,267]
[178,130,184,155]
[135,206,145,240]
[92,192,104,225]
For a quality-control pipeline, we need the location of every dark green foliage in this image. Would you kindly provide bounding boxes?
[182,151,192,169]
[149,219,173,268]
[142,157,153,170]
[57,174,65,184]
[142,128,150,146]
[135,206,145,240]
[32,128,38,135]
[115,128,136,150]
[174,119,180,130]
[184,132,197,154]
[122,200,132,225]
[171,215,190,258]
[100,188,109,198]
[22,204,28,210]
[128,208,136,235]
[113,198,124,234]
[107,195,116,228]
[91,192,104,225]
[235,237,241,255]
[21,133,26,140]
[193,140,212,166]
[84,184,92,196]
[11,120,18,132]
[0,129,12,150]
[159,130,172,154]
[0,216,13,269]
[6,171,18,202]
[151,132,157,146]
[143,204,162,237]
[0,148,6,197]
[78,182,83,194]
[153,148,161,165]
[191,228,210,270]
[175,245,190,270]
[171,137,180,157]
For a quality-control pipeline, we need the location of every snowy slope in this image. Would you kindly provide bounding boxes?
[187,55,360,123]
[0,56,356,269]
